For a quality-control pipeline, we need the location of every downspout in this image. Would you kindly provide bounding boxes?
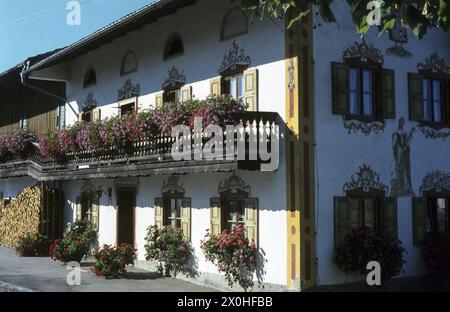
[20,61,78,116]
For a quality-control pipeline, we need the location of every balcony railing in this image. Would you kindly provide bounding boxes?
[1,112,280,181]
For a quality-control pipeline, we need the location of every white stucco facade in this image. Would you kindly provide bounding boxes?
[313,1,450,285]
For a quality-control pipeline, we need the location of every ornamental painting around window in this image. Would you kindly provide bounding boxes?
[408,52,450,140]
[332,38,395,135]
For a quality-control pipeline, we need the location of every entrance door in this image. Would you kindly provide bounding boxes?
[116,189,136,246]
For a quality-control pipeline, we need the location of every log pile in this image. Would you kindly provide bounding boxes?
[0,186,42,247]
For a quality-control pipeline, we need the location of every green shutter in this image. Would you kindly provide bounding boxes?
[382,69,396,119]
[210,198,222,236]
[408,73,424,121]
[244,198,258,246]
[154,197,164,229]
[446,79,450,125]
[180,198,191,241]
[381,197,398,238]
[412,197,427,245]
[332,62,349,115]
[334,197,350,249]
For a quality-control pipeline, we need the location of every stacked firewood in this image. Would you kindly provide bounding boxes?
[0,186,42,247]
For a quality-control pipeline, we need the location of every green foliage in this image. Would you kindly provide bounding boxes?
[242,0,449,39]
[93,244,137,278]
[15,234,51,257]
[144,225,194,278]
[49,220,96,263]
[200,225,258,291]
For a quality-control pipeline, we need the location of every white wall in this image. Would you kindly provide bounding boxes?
[62,0,286,125]
[0,176,37,199]
[313,1,450,285]
[62,170,287,286]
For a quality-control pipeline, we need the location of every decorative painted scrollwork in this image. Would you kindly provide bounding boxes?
[418,124,450,140]
[219,40,251,74]
[218,174,251,195]
[343,38,384,64]
[419,171,450,195]
[343,165,388,194]
[83,92,97,112]
[162,66,186,90]
[417,52,450,74]
[161,176,185,194]
[117,79,140,101]
[343,117,385,136]
[288,59,295,92]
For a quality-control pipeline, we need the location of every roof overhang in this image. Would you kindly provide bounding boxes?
[23,0,196,78]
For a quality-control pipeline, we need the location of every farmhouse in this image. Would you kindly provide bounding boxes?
[0,0,449,290]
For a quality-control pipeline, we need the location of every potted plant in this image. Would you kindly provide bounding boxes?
[93,243,137,278]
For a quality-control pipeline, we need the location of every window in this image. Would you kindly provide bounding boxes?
[83,69,97,88]
[120,103,135,116]
[210,175,258,244]
[163,33,184,60]
[56,103,65,130]
[154,177,191,240]
[81,109,93,122]
[223,73,244,101]
[413,194,449,244]
[220,8,248,41]
[121,51,137,76]
[349,68,375,116]
[331,62,395,120]
[19,113,28,130]
[422,78,447,123]
[163,89,181,104]
[76,191,99,231]
[334,192,397,248]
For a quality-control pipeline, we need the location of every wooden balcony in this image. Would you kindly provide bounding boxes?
[0,112,281,181]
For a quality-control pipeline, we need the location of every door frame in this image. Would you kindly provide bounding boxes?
[115,186,137,247]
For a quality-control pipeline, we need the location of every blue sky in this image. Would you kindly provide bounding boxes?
[0,0,155,73]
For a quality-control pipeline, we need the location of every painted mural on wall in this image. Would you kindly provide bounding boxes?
[343,164,388,194]
[419,170,450,195]
[342,117,385,136]
[390,117,415,196]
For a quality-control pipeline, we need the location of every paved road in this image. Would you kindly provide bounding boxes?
[0,247,215,292]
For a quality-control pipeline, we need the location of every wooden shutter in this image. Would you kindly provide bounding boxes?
[78,113,83,122]
[332,62,349,115]
[180,198,191,240]
[93,108,101,122]
[91,195,100,231]
[412,197,427,245]
[181,85,192,102]
[381,197,398,238]
[154,197,164,229]
[155,92,164,109]
[334,197,350,248]
[210,77,222,96]
[243,68,258,111]
[75,196,82,221]
[446,79,450,125]
[210,197,222,236]
[244,198,258,246]
[408,73,424,121]
[382,69,396,119]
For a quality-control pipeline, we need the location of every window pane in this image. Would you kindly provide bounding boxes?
[230,77,237,99]
[437,198,447,233]
[432,80,442,122]
[363,198,376,229]
[423,79,431,121]
[362,70,373,116]
[237,200,245,223]
[349,68,360,115]
[349,198,362,228]
[237,75,244,100]
[175,90,181,103]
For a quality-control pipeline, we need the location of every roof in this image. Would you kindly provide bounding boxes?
[0,48,63,79]
[23,0,196,76]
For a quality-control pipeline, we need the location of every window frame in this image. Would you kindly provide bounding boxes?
[423,190,450,234]
[83,68,97,88]
[120,51,138,76]
[220,8,248,42]
[81,109,93,122]
[344,59,382,122]
[422,75,448,126]
[162,190,185,230]
[223,73,245,101]
[220,189,249,231]
[163,33,184,61]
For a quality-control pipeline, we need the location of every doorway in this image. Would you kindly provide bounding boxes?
[116,188,136,246]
